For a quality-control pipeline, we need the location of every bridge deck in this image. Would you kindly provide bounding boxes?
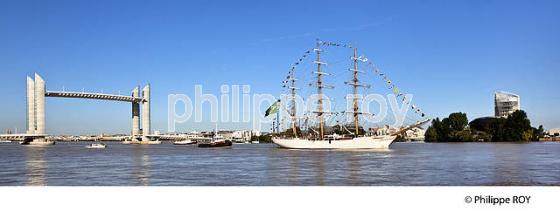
[45,91,144,103]
[0,134,46,140]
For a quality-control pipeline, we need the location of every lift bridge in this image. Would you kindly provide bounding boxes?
[0,73,154,145]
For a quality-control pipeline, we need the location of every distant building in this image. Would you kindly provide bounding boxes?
[494,91,520,118]
[548,128,560,137]
[221,130,261,141]
[369,125,390,136]
[404,127,426,141]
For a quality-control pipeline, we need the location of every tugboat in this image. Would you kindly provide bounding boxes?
[198,124,232,148]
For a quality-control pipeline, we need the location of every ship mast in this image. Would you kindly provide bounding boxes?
[313,41,333,139]
[289,68,298,137]
[345,47,370,136]
[315,41,325,139]
[352,48,359,136]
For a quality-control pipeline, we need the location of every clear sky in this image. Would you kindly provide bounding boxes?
[0,0,559,134]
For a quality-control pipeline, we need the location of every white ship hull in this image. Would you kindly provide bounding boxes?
[272,136,396,149]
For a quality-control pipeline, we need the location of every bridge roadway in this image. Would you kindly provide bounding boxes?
[45,91,144,103]
[0,134,196,141]
[0,134,46,141]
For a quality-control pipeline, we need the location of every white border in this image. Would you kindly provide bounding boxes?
[1,187,558,211]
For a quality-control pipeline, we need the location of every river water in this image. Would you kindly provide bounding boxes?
[0,142,558,186]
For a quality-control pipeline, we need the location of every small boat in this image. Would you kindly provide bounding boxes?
[0,140,12,143]
[198,124,232,148]
[86,143,107,149]
[198,139,232,148]
[173,139,196,145]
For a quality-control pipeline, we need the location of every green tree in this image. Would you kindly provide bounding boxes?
[424,113,471,142]
[490,118,506,141]
[427,110,539,142]
[532,125,545,141]
[448,112,468,131]
[425,125,438,142]
[425,118,442,142]
[504,110,532,141]
[451,129,474,142]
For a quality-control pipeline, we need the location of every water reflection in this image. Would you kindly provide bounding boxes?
[492,144,523,185]
[314,151,326,185]
[348,153,361,185]
[287,151,300,185]
[275,149,369,185]
[24,146,47,186]
[132,146,151,186]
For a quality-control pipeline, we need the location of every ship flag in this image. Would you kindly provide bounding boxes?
[265,100,281,117]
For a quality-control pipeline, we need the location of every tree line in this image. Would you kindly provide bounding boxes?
[425,110,544,142]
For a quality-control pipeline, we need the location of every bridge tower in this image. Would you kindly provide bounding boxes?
[26,74,46,135]
[132,86,141,138]
[25,73,47,143]
[141,84,151,142]
[35,73,46,136]
[26,76,35,134]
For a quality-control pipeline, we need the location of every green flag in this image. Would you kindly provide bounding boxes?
[265,100,281,117]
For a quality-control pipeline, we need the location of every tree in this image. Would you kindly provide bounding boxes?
[440,118,452,141]
[425,110,539,142]
[424,113,471,142]
[490,118,507,141]
[425,125,438,142]
[532,125,545,141]
[469,117,497,132]
[448,112,468,131]
[425,118,441,142]
[451,129,474,142]
[504,110,532,141]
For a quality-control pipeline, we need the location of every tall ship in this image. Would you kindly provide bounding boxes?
[270,40,428,149]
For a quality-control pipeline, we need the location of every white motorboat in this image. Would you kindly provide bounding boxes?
[0,140,12,143]
[86,143,107,149]
[173,139,196,145]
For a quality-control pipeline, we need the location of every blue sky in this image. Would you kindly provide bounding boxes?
[0,0,559,134]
